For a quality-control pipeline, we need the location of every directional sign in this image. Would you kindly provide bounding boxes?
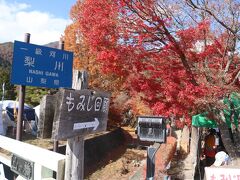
[11,41,73,88]
[73,118,99,130]
[52,89,110,140]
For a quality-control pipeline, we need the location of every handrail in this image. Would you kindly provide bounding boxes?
[0,135,65,180]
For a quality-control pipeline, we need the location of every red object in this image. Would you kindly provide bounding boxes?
[70,0,239,128]
[204,134,216,157]
[142,136,177,177]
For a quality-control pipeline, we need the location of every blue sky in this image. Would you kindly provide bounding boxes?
[0,0,77,44]
[7,0,76,19]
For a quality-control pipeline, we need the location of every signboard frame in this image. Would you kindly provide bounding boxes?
[52,89,110,140]
[137,116,166,143]
[11,40,73,88]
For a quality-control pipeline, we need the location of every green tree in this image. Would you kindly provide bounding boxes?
[24,87,49,107]
[0,64,16,100]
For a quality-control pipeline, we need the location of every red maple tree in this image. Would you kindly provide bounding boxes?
[67,0,239,127]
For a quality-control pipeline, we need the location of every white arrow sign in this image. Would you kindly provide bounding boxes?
[73,118,99,131]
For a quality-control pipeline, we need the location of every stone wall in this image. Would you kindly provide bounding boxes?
[53,128,125,167]
[37,95,56,139]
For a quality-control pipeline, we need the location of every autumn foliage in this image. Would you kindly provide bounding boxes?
[65,0,240,127]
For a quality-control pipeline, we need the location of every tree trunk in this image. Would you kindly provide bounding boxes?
[218,122,240,166]
[190,126,199,164]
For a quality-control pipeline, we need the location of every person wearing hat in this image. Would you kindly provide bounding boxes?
[213,151,230,167]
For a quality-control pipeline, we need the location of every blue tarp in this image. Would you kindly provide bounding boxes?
[0,100,35,121]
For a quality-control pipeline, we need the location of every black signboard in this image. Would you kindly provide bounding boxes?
[11,154,34,180]
[137,116,166,143]
[52,89,110,140]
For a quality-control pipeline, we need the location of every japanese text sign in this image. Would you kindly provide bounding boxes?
[52,89,110,140]
[205,167,240,180]
[11,41,73,88]
[11,154,34,180]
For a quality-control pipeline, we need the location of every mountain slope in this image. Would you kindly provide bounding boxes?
[0,42,13,64]
[0,41,59,65]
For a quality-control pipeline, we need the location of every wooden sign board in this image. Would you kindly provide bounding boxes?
[205,167,240,180]
[52,89,110,140]
[11,154,34,180]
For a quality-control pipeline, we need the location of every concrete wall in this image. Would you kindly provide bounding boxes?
[55,128,125,167]
[85,128,125,165]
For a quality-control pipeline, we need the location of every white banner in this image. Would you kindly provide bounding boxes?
[205,167,240,180]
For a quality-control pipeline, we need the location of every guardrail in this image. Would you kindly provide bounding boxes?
[0,135,65,180]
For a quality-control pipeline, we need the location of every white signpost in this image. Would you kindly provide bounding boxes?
[0,104,4,135]
[0,163,6,180]
[1,83,4,135]
[52,89,110,140]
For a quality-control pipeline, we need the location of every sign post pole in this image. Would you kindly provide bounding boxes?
[146,143,160,179]
[0,104,3,135]
[64,71,88,180]
[0,83,4,135]
[53,40,65,152]
[16,33,30,141]
[51,71,110,180]
[135,116,166,179]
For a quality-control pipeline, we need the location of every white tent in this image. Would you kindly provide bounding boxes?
[0,100,32,110]
[33,105,40,120]
[0,100,37,136]
[0,102,16,136]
